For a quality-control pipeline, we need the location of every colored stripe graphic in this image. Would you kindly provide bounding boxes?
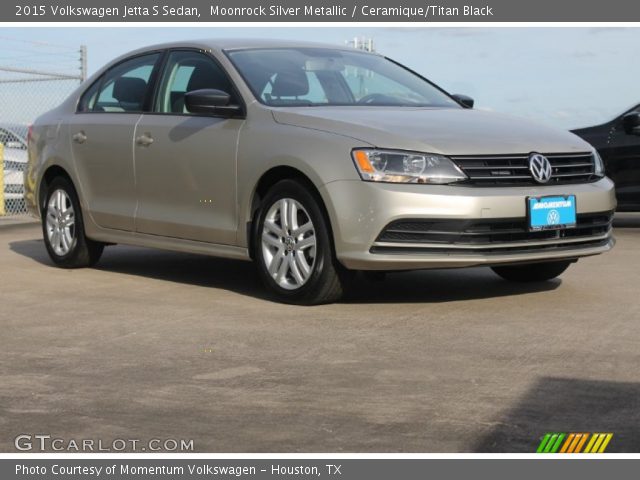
[598,433,613,453]
[568,433,587,453]
[574,433,589,453]
[537,433,612,453]
[584,434,599,453]
[537,433,552,453]
[549,433,565,453]
[584,433,614,453]
[559,433,575,453]
[543,434,557,453]
[537,433,565,453]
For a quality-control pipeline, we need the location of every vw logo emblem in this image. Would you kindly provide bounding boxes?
[529,153,553,183]
[547,209,560,225]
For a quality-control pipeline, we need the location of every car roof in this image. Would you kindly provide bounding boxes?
[121,38,375,57]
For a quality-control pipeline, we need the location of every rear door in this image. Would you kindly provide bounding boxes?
[68,52,161,230]
[133,49,244,244]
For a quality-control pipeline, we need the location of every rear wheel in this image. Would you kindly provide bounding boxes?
[42,177,104,268]
[254,179,351,305]
[491,260,572,282]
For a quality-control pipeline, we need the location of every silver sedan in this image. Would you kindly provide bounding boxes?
[26,39,615,304]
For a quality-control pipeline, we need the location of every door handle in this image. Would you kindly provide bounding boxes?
[136,133,153,147]
[72,131,87,144]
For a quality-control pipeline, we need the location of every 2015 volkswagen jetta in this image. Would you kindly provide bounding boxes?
[25,39,616,304]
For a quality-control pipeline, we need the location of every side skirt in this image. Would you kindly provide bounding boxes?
[85,225,250,261]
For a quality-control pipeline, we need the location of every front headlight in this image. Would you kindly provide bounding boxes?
[592,150,605,178]
[352,149,467,184]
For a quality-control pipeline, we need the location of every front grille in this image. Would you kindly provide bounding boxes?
[451,152,595,186]
[373,211,613,254]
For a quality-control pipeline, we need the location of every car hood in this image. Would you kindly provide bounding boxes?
[271,107,591,155]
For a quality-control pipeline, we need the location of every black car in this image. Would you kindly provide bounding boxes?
[573,104,640,211]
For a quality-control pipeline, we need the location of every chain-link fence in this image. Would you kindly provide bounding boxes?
[0,37,86,216]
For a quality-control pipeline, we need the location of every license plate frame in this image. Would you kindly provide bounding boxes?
[527,195,577,231]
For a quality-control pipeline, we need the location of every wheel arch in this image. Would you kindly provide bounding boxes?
[246,166,335,260]
[39,165,75,212]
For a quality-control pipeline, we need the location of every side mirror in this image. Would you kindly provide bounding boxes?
[451,94,474,109]
[184,89,241,116]
[622,112,640,135]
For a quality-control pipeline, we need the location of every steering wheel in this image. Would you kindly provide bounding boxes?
[357,93,398,105]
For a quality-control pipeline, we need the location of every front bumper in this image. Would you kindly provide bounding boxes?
[321,177,616,270]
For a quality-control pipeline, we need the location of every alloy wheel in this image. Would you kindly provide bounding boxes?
[45,189,76,256]
[261,198,317,290]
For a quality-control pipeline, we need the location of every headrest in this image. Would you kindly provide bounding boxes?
[112,77,147,104]
[187,60,231,93]
[271,69,309,97]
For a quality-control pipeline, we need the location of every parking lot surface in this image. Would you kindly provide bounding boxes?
[1,216,639,452]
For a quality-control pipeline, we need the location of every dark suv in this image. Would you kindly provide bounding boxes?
[573,104,640,211]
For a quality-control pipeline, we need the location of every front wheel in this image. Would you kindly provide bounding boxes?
[42,177,104,268]
[491,260,573,282]
[254,179,351,305]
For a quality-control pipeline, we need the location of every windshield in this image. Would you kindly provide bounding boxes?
[227,48,460,108]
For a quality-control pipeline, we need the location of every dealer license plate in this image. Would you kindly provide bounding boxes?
[527,195,577,231]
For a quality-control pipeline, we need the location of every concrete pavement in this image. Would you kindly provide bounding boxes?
[0,215,638,452]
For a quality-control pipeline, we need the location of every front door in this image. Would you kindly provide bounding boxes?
[134,50,243,244]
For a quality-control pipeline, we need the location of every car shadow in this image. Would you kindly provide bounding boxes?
[473,377,640,452]
[10,238,559,304]
[343,268,559,304]
[8,238,271,301]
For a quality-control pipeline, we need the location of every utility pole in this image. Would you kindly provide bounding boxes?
[80,45,87,82]
[346,37,375,53]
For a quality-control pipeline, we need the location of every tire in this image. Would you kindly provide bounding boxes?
[41,176,104,268]
[491,260,572,282]
[254,179,351,305]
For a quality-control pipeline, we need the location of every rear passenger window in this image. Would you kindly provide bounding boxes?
[90,53,160,113]
[78,80,100,112]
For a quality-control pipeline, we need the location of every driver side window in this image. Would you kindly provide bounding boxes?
[155,50,236,114]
